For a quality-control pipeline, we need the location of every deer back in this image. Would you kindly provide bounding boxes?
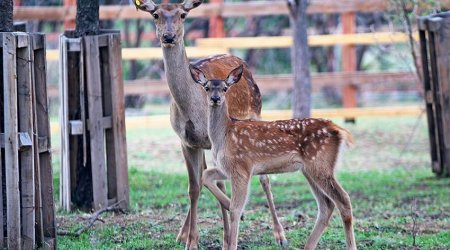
[223,118,353,176]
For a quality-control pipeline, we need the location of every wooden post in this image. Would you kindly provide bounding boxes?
[85,35,108,210]
[341,12,358,122]
[418,12,450,177]
[107,34,129,208]
[32,34,56,247]
[64,0,76,30]
[209,0,225,38]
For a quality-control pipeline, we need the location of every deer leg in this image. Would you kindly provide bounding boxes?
[314,176,356,250]
[202,168,231,249]
[259,175,288,247]
[302,173,335,250]
[177,145,204,250]
[228,176,250,250]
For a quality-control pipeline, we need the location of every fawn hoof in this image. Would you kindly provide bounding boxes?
[277,239,289,248]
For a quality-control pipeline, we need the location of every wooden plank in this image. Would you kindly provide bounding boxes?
[45,32,417,62]
[84,36,108,211]
[47,105,424,133]
[32,34,56,243]
[3,32,21,250]
[29,34,45,248]
[47,71,414,97]
[16,34,35,250]
[196,32,418,49]
[428,25,446,175]
[0,42,4,248]
[12,1,450,21]
[108,34,129,209]
[59,35,71,211]
[100,42,117,202]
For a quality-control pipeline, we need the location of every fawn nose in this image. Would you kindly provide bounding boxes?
[211,96,221,104]
[162,33,176,43]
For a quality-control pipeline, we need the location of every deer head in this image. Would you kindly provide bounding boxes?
[189,64,244,106]
[134,0,203,47]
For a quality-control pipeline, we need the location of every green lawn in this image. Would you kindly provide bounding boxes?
[54,115,450,249]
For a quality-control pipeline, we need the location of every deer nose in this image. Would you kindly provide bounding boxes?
[162,33,176,43]
[211,96,221,103]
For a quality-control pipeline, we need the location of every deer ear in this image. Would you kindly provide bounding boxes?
[182,0,202,11]
[225,65,244,86]
[189,64,208,86]
[134,0,158,13]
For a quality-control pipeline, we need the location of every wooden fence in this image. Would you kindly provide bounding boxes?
[0,32,56,250]
[13,0,449,117]
[419,12,450,177]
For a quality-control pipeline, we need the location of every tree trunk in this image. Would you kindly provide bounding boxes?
[0,0,14,32]
[76,0,99,37]
[288,0,312,118]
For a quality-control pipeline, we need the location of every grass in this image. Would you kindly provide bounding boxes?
[54,115,450,249]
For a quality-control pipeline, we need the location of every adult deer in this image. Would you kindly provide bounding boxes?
[190,64,357,250]
[133,0,286,249]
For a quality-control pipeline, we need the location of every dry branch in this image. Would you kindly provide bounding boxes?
[57,200,126,237]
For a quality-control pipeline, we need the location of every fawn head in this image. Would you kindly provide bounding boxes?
[189,64,244,106]
[133,0,202,47]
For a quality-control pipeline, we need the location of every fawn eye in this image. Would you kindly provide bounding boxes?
[204,86,210,91]
[152,13,159,19]
[181,13,187,19]
[223,87,228,92]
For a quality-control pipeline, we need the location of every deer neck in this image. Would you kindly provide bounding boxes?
[208,101,231,152]
[162,39,199,111]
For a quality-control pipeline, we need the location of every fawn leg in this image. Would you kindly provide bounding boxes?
[202,168,231,249]
[314,176,356,250]
[302,173,335,250]
[228,176,250,250]
[177,145,204,250]
[259,175,288,246]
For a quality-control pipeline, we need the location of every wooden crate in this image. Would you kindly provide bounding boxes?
[418,12,450,177]
[0,32,56,249]
[59,31,129,211]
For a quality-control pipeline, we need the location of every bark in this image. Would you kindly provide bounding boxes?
[76,0,100,37]
[0,0,14,32]
[288,0,312,118]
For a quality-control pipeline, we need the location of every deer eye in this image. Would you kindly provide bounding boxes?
[223,87,228,92]
[204,86,210,91]
[180,13,187,19]
[152,13,159,19]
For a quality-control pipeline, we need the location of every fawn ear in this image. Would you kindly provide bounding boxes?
[134,0,158,13]
[189,64,208,86]
[182,0,203,11]
[225,65,244,86]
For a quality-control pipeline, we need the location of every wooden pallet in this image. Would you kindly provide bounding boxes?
[59,31,129,212]
[419,12,450,177]
[0,32,56,250]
